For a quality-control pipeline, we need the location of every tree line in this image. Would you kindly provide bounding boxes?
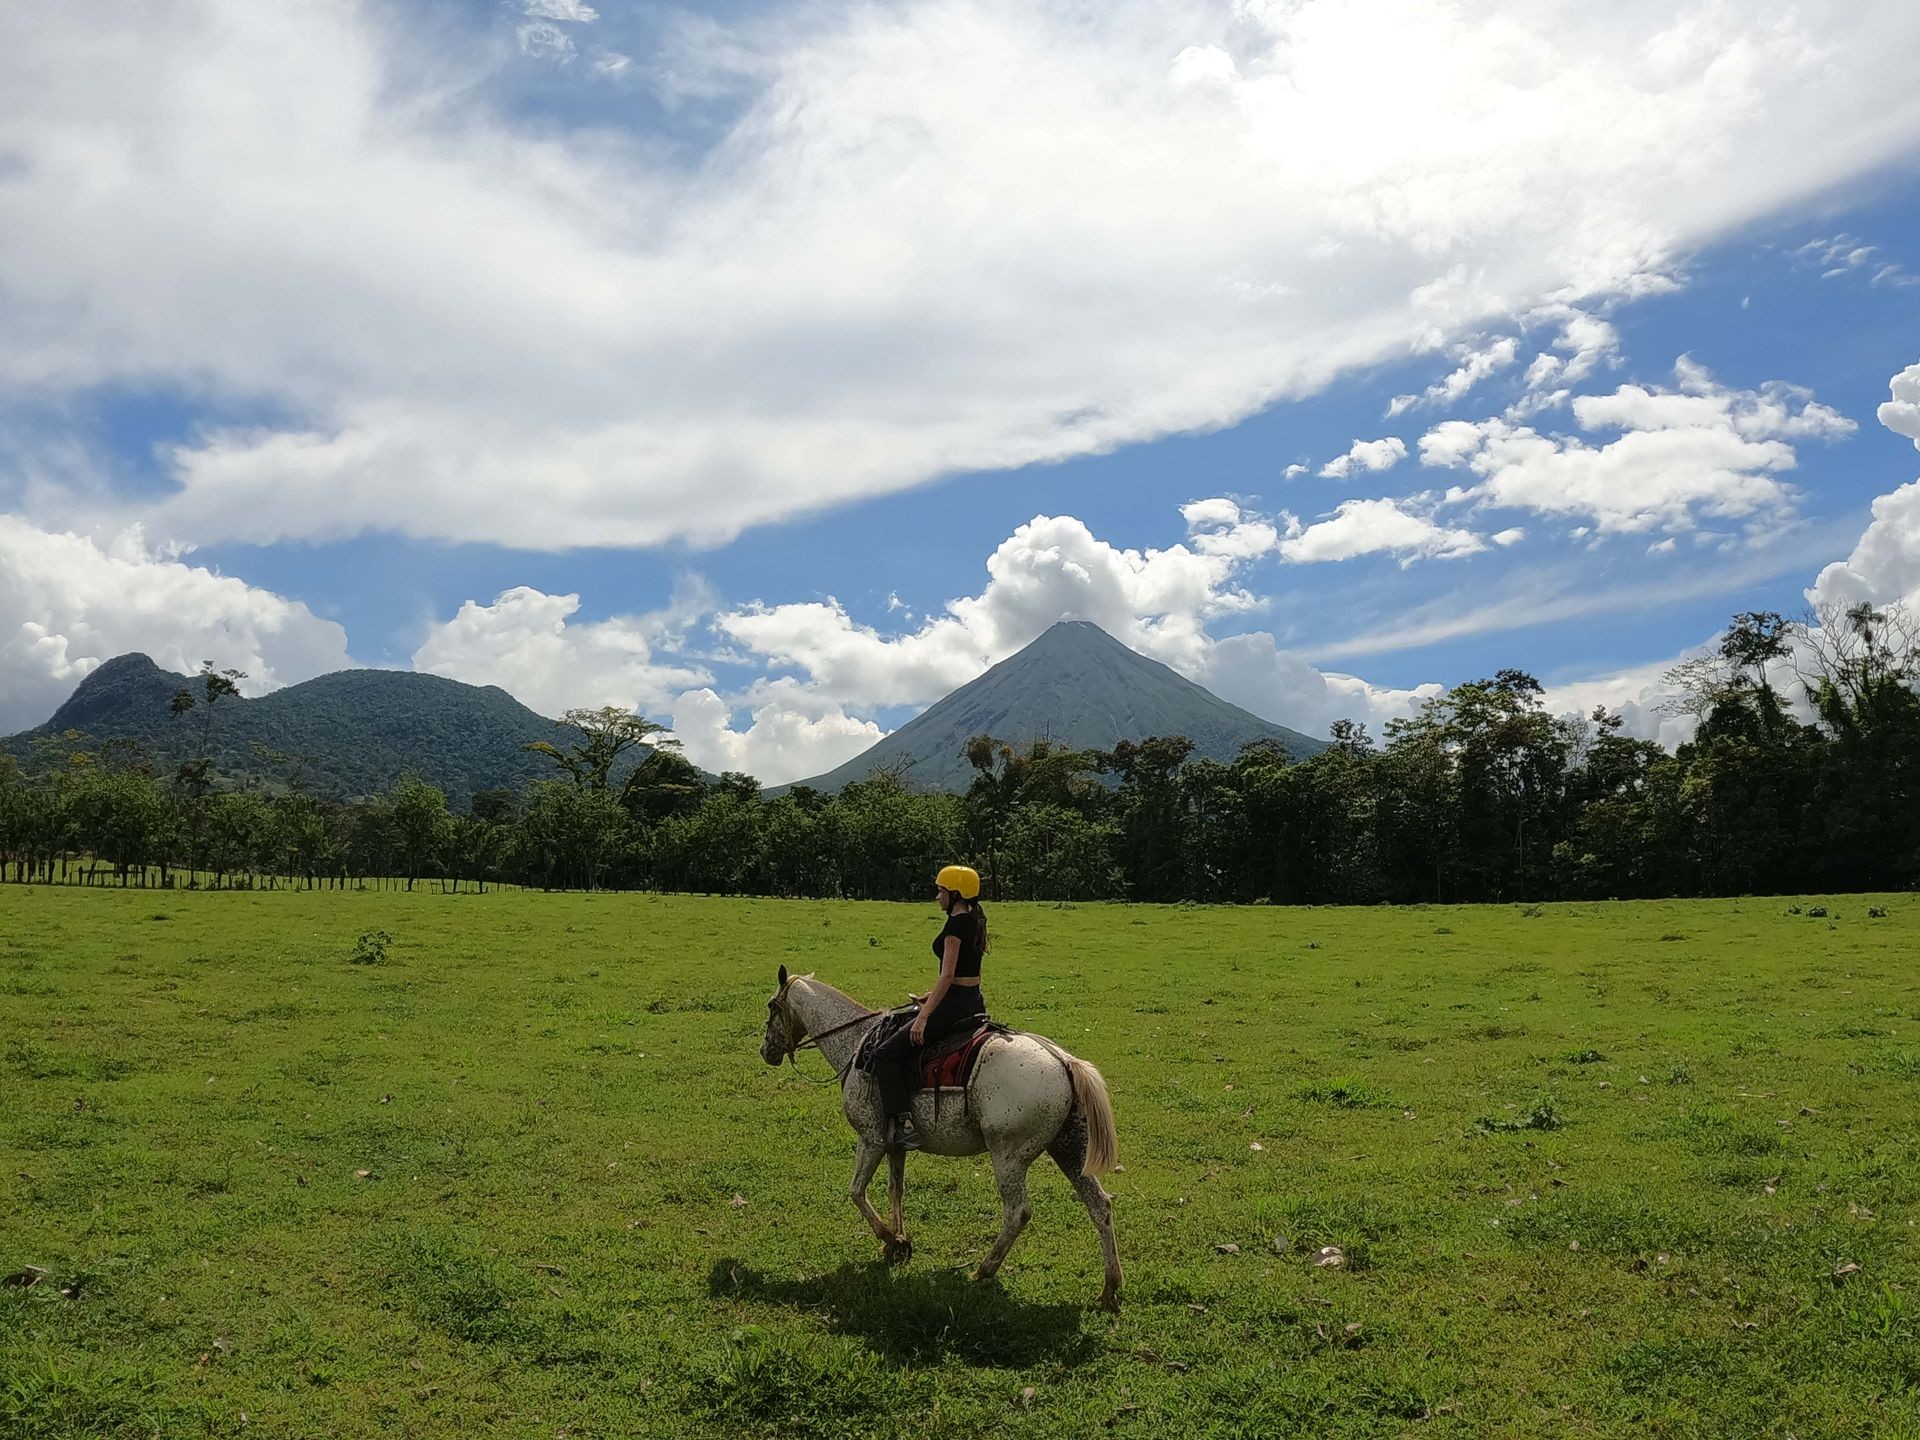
[3,604,1916,902]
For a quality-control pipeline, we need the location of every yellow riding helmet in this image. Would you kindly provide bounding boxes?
[935,864,981,899]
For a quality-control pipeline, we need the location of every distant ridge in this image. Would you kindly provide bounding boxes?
[3,654,670,806]
[784,620,1326,793]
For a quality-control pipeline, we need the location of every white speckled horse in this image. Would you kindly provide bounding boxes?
[761,965,1123,1308]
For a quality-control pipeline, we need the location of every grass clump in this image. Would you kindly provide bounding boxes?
[349,928,392,965]
[697,1326,889,1433]
[365,1228,540,1346]
[0,1346,197,1438]
[1297,1077,1397,1109]
[1477,1096,1566,1133]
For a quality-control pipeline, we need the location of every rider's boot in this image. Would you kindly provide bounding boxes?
[890,1114,922,1152]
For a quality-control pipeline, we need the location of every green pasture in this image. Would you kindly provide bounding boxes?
[3,889,1918,1438]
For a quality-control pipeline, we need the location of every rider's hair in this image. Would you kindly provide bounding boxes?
[959,895,989,953]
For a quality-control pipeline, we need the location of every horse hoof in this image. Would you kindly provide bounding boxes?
[885,1238,913,1266]
[1097,1287,1122,1312]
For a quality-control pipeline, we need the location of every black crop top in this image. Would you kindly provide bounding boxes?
[933,907,984,978]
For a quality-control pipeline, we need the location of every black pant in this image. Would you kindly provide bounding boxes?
[872,987,987,1117]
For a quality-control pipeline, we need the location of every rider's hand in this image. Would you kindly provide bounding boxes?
[909,1015,928,1045]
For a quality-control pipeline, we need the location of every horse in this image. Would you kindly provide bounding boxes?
[760,964,1123,1309]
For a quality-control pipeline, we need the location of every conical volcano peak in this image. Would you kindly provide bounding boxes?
[784,622,1325,793]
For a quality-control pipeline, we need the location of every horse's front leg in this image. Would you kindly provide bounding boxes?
[884,1145,912,1265]
[848,1139,901,1252]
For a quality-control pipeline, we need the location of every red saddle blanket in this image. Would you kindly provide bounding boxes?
[918,1022,999,1090]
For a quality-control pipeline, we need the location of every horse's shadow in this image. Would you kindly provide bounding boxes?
[707,1256,1100,1367]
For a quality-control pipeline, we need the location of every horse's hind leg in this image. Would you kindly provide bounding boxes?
[884,1146,912,1265]
[1049,1122,1122,1310]
[848,1139,903,1254]
[972,1144,1041,1282]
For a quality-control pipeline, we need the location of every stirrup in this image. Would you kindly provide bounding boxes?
[890,1116,922,1152]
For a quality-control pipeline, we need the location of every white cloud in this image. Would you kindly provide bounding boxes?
[1798,233,1916,288]
[515,20,576,62]
[669,680,883,785]
[1881,362,1920,450]
[1194,631,1440,738]
[1807,362,1920,612]
[708,502,1475,748]
[1278,497,1484,565]
[5,1,1919,549]
[1492,526,1526,546]
[0,517,349,734]
[1391,335,1519,415]
[1182,497,1282,558]
[1539,657,1700,749]
[1419,358,1854,535]
[412,584,715,719]
[1530,306,1621,385]
[716,512,1262,710]
[523,0,598,21]
[1319,436,1408,480]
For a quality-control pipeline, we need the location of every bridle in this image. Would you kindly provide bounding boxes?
[770,981,878,1086]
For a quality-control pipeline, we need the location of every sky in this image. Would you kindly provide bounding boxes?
[5,0,1920,785]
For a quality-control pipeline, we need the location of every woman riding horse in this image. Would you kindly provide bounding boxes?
[868,863,988,1149]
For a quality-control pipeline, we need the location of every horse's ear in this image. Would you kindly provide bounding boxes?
[778,963,789,987]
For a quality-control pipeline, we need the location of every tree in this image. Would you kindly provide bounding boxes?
[1096,736,1194,902]
[384,773,451,891]
[524,706,675,791]
[169,661,246,882]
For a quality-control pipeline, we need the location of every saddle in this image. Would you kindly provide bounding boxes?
[855,1008,1010,1113]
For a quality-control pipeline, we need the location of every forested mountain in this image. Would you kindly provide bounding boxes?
[2,654,618,806]
[786,620,1326,792]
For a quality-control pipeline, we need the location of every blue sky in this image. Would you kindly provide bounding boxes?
[5,0,1920,782]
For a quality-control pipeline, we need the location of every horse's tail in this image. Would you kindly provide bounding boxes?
[1069,1056,1118,1177]
[1030,1035,1117,1176]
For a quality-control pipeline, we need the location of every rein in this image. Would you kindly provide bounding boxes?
[780,993,879,1086]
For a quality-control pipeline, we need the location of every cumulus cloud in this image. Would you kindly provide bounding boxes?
[412,583,715,719]
[1420,358,1853,535]
[1278,498,1484,565]
[716,513,1262,710]
[1193,631,1440,738]
[0,517,349,733]
[5,1,1920,549]
[1539,658,1701,749]
[1318,437,1409,480]
[1806,362,1920,612]
[1182,498,1283,558]
[669,680,885,785]
[1881,362,1920,450]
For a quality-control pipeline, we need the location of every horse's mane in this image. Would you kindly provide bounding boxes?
[792,973,865,1008]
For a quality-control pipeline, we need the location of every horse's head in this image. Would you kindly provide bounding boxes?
[761,963,802,1066]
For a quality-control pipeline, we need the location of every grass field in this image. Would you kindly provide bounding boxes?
[3,888,1919,1438]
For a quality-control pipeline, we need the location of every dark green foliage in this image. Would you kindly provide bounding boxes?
[349,929,391,965]
[6,600,1920,903]
[1475,1096,1566,1133]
